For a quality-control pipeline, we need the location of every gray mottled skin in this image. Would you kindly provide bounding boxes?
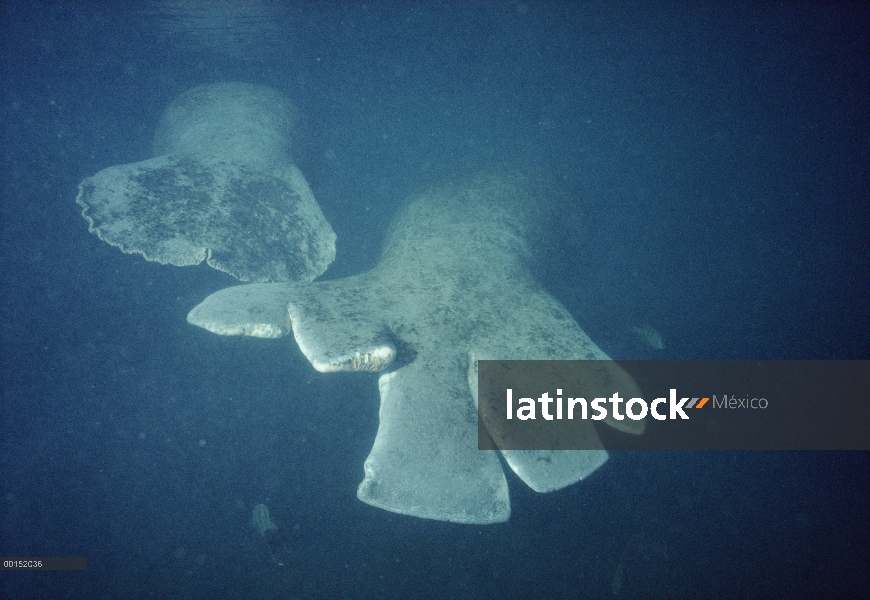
[188,170,642,524]
[76,83,335,283]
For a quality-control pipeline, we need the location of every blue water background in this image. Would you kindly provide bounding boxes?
[2,2,868,598]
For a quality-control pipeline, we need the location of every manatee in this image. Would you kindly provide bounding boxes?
[76,82,335,283]
[188,169,643,523]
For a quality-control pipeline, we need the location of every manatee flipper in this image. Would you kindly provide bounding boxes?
[362,356,510,523]
[189,280,510,524]
[467,286,643,493]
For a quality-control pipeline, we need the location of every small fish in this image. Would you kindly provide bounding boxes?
[251,504,277,538]
[629,325,665,350]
